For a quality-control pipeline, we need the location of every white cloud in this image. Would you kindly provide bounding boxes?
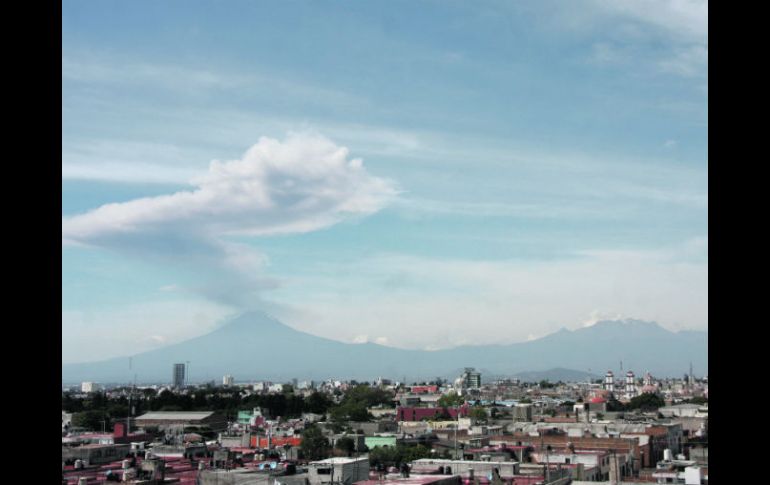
[271,241,708,350]
[590,0,707,43]
[62,133,398,307]
[63,133,396,242]
[582,310,626,327]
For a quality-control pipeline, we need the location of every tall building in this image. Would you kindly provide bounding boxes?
[461,367,482,389]
[624,371,637,400]
[173,363,186,388]
[223,375,234,387]
[604,370,615,394]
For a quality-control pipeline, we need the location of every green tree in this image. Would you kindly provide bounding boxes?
[305,392,333,414]
[469,406,488,423]
[437,391,464,408]
[72,410,107,431]
[335,437,356,457]
[627,393,665,411]
[300,425,330,461]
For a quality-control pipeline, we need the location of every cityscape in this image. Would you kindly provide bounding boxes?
[62,363,707,484]
[61,1,708,484]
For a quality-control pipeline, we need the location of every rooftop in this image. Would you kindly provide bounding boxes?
[311,457,369,465]
[136,411,215,420]
[356,475,459,485]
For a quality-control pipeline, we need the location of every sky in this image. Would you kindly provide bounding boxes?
[62,0,708,364]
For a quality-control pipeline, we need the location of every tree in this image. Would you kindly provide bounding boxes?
[300,425,330,461]
[627,393,665,411]
[305,392,333,414]
[72,410,107,431]
[469,406,488,423]
[335,437,356,457]
[606,398,626,412]
[437,391,464,408]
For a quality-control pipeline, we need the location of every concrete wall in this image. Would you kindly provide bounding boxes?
[410,459,519,477]
[308,458,370,485]
[62,444,131,465]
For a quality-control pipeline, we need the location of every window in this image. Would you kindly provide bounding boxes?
[317,468,332,475]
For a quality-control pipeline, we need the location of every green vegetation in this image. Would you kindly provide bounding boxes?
[469,406,488,423]
[437,391,464,408]
[300,425,330,460]
[368,444,433,467]
[62,385,378,428]
[71,410,109,431]
[627,393,666,411]
[329,384,393,424]
[335,437,356,456]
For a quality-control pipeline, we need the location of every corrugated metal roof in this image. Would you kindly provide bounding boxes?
[136,411,214,420]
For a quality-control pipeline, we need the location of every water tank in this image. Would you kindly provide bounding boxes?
[78,478,88,485]
[199,461,206,470]
[122,459,131,469]
[664,449,673,461]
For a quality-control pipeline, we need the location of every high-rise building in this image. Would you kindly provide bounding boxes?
[223,375,234,387]
[461,367,482,389]
[173,363,186,388]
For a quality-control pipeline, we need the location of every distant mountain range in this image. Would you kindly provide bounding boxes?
[62,312,707,384]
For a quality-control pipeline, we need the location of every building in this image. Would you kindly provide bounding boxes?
[62,443,131,466]
[62,411,73,432]
[410,459,520,478]
[397,406,469,421]
[81,381,101,393]
[134,411,227,432]
[604,371,615,394]
[512,404,533,422]
[365,435,398,449]
[308,457,369,485]
[624,371,638,400]
[223,374,234,386]
[460,368,482,389]
[173,363,186,388]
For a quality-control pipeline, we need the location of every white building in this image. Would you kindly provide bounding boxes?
[81,382,101,393]
[307,457,369,485]
[603,371,615,394]
[268,383,285,393]
[624,371,638,400]
[223,375,234,386]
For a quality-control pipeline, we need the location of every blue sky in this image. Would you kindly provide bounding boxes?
[62,0,707,363]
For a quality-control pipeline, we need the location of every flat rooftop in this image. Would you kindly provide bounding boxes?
[356,474,459,485]
[311,457,370,464]
[136,411,214,420]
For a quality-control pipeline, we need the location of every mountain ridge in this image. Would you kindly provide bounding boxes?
[62,312,707,384]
